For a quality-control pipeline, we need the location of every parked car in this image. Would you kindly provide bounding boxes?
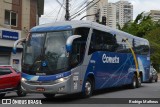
[0,65,26,98]
[149,66,158,83]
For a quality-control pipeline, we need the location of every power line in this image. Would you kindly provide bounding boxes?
[70,0,88,14]
[70,0,77,10]
[44,5,59,17]
[70,0,95,17]
[70,0,101,20]
[56,0,66,9]
[55,0,65,21]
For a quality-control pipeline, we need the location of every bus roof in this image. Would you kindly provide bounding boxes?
[30,20,149,43]
[31,20,96,32]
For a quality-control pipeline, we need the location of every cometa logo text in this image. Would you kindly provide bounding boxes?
[102,54,119,64]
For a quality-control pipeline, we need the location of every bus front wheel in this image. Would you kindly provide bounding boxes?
[17,84,27,97]
[83,78,93,98]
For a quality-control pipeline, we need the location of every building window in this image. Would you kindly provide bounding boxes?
[4,10,17,26]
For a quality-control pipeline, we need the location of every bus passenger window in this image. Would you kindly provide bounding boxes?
[89,30,103,54]
[89,30,118,54]
[102,33,118,52]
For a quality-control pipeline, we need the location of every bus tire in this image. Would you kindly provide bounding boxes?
[136,76,141,88]
[43,94,55,98]
[17,84,27,97]
[130,75,137,89]
[155,78,158,82]
[149,78,153,83]
[83,78,93,98]
[0,94,5,98]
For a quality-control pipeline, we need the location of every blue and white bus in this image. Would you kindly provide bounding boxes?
[13,21,150,98]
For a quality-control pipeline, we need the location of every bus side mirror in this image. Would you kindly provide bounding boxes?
[66,35,81,52]
[13,38,26,54]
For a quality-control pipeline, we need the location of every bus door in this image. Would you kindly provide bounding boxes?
[70,27,90,92]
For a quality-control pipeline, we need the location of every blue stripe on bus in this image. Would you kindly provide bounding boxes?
[31,25,72,33]
[22,71,71,81]
[82,51,150,92]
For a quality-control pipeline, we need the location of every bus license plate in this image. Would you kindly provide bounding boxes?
[36,87,45,92]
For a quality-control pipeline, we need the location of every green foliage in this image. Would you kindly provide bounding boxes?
[119,13,160,72]
[144,27,160,64]
[121,12,156,37]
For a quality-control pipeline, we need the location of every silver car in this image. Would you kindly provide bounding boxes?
[149,66,158,83]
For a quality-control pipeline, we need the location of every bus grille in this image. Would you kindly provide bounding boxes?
[25,81,57,85]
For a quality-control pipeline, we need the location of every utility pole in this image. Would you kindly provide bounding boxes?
[65,0,70,21]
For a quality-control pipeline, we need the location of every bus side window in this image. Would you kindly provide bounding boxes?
[88,30,103,55]
[134,41,149,55]
[89,30,118,55]
[102,33,118,52]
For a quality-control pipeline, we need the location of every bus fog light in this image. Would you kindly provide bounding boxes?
[58,86,65,92]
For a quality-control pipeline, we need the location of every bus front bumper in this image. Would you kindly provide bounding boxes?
[21,76,71,94]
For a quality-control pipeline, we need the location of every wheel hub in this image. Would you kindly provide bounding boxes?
[85,81,91,95]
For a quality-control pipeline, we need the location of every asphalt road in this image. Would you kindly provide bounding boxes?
[1,81,160,107]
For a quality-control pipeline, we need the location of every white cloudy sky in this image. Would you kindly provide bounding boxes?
[40,0,160,24]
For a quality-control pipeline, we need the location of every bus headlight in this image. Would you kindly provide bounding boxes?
[54,77,69,84]
[59,78,65,82]
[21,78,27,82]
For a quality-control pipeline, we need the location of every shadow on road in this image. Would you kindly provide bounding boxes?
[36,85,146,103]
[92,85,144,96]
[0,85,146,104]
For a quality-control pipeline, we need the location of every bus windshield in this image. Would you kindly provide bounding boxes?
[23,30,72,75]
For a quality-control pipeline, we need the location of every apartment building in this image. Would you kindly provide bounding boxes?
[116,0,133,28]
[144,10,160,22]
[87,0,108,23]
[87,0,133,29]
[0,0,44,38]
[107,3,116,29]
[0,0,44,70]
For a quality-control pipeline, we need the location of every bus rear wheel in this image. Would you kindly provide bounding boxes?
[155,78,158,82]
[83,78,93,98]
[43,94,55,98]
[130,75,138,89]
[137,76,142,88]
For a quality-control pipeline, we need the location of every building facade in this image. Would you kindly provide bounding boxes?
[116,0,133,28]
[0,0,44,38]
[144,10,160,22]
[0,0,44,70]
[107,3,116,29]
[87,0,133,29]
[87,0,108,23]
